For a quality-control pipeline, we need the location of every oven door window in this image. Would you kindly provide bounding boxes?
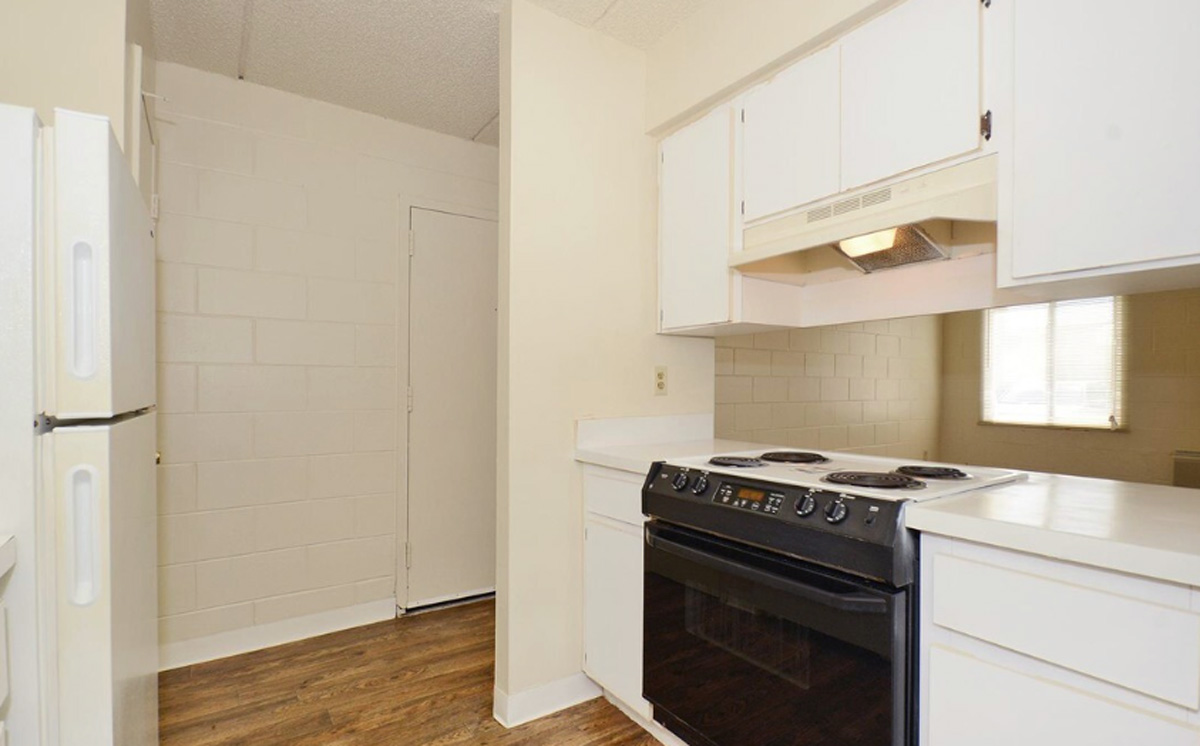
[644,524,908,746]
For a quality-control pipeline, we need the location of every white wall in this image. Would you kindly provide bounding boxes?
[0,0,129,146]
[152,62,497,664]
[497,0,715,717]
[645,0,896,132]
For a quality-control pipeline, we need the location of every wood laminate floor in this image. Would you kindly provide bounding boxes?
[159,599,658,746]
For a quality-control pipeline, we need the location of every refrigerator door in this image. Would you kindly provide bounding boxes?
[44,109,155,420]
[43,413,158,746]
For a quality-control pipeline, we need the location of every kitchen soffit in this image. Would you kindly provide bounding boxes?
[150,0,707,147]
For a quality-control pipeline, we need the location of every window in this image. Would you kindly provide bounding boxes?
[983,297,1125,429]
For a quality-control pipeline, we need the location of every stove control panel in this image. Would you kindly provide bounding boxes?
[646,464,904,544]
[714,482,785,514]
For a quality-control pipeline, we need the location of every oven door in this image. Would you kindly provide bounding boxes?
[643,521,910,746]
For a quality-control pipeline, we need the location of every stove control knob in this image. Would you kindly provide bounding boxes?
[795,492,817,517]
[825,499,849,524]
[671,472,690,491]
[691,474,710,495]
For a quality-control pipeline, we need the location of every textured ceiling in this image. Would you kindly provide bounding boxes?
[531,0,709,50]
[150,0,705,147]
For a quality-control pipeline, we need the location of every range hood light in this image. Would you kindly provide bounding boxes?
[838,228,899,258]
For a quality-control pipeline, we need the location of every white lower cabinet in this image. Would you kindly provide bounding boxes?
[928,646,1200,746]
[920,535,1200,745]
[582,467,650,718]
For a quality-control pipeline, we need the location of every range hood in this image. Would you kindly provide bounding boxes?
[733,155,997,279]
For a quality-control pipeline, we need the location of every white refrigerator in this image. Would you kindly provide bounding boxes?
[0,104,158,746]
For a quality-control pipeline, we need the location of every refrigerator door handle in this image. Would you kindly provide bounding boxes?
[69,240,97,379]
[65,465,100,606]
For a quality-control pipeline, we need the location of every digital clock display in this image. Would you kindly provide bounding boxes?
[736,487,766,502]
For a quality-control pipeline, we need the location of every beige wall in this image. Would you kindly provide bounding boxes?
[644,0,896,131]
[498,0,715,699]
[715,318,941,459]
[941,290,1200,484]
[0,0,129,145]
[153,62,498,649]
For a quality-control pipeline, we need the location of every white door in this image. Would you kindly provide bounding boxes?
[406,209,497,608]
[1005,0,1200,280]
[583,515,646,716]
[44,413,158,746]
[743,45,841,222]
[48,109,156,420]
[840,0,982,190]
[659,104,735,330]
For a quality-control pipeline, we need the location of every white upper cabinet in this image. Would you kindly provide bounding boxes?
[659,105,735,331]
[1002,0,1200,283]
[841,0,983,191]
[742,45,841,222]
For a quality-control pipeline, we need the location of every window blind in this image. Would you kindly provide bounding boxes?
[982,296,1125,429]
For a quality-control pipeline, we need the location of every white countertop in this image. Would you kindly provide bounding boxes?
[0,534,14,579]
[575,438,767,474]
[907,472,1200,587]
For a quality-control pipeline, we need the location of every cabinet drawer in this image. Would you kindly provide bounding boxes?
[932,553,1200,707]
[928,646,1200,746]
[583,469,645,526]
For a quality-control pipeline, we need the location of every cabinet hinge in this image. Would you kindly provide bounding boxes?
[405,542,412,569]
[408,229,415,256]
[407,386,414,412]
[980,110,993,141]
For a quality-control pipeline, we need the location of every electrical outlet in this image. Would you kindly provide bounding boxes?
[654,366,668,396]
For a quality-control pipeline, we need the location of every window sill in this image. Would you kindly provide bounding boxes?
[976,420,1129,434]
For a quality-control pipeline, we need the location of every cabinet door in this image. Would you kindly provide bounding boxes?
[1005,0,1200,280]
[743,45,841,221]
[583,516,646,715]
[660,105,733,330]
[927,646,1200,746]
[841,0,982,190]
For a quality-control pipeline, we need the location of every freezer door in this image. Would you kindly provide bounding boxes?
[44,413,158,746]
[46,109,155,419]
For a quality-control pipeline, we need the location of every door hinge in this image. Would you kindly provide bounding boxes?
[150,194,160,220]
[741,109,746,124]
[405,542,412,569]
[406,386,414,412]
[408,229,415,257]
[740,200,746,216]
[980,110,993,141]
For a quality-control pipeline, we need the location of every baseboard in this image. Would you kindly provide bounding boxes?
[604,693,689,746]
[159,598,397,670]
[492,672,602,727]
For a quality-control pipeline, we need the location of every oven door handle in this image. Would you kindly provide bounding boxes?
[648,531,889,615]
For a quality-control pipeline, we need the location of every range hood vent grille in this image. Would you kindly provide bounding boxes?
[807,186,894,224]
[840,224,947,273]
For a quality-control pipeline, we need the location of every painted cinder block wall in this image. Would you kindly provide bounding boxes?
[714,317,942,460]
[152,61,497,664]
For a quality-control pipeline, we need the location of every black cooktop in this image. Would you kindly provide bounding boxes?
[760,451,830,464]
[895,465,970,480]
[824,471,926,490]
[708,456,765,468]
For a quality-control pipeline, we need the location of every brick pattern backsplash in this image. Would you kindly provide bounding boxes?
[152,62,497,644]
[714,318,941,459]
[940,289,1200,484]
